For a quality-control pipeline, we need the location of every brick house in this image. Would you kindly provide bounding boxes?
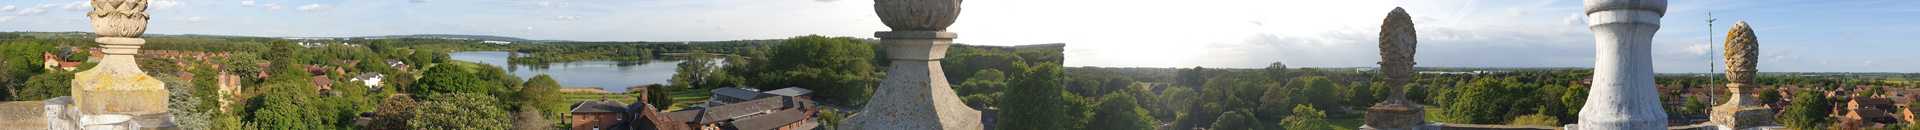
[571,96,629,130]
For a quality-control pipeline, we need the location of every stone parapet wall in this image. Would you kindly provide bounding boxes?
[0,101,47,129]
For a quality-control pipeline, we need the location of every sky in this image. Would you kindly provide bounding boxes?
[1,0,1916,72]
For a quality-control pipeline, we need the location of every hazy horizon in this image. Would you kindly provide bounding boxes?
[2,0,1915,72]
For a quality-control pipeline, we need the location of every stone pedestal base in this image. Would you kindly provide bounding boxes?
[839,31,980,130]
[1364,100,1426,130]
[1709,104,1772,129]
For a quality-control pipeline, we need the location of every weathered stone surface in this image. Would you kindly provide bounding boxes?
[46,97,79,130]
[838,54,981,130]
[874,0,961,31]
[1364,7,1427,130]
[76,0,170,129]
[1577,0,1668,130]
[0,101,48,129]
[1721,21,1757,82]
[1710,21,1771,130]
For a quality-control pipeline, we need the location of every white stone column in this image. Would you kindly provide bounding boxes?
[1577,0,1668,129]
[839,0,981,129]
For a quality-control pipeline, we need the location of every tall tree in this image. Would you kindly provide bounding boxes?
[16,72,73,101]
[516,74,562,115]
[412,65,488,94]
[668,51,716,89]
[1088,92,1156,130]
[759,35,878,103]
[1209,110,1261,130]
[645,84,675,110]
[998,62,1065,130]
[1757,87,1781,104]
[1781,90,1830,129]
[1281,104,1329,130]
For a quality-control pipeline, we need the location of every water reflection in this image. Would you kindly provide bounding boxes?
[449,51,685,93]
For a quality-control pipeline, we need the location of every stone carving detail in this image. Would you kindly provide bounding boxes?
[1575,0,1668,129]
[1367,7,1428,130]
[1709,21,1773,130]
[1723,21,1757,83]
[87,0,150,38]
[1361,7,1428,130]
[874,0,961,31]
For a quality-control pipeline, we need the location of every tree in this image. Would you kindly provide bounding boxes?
[17,72,73,101]
[759,35,879,102]
[516,74,562,115]
[1349,81,1377,107]
[998,62,1065,130]
[1781,90,1830,129]
[668,51,716,89]
[412,65,489,94]
[963,94,995,108]
[1685,96,1705,114]
[644,84,674,110]
[1210,110,1261,130]
[371,95,418,130]
[1443,78,1503,124]
[1088,92,1156,130]
[1281,104,1329,130]
[160,74,211,130]
[510,106,550,130]
[409,93,511,130]
[1561,84,1588,119]
[1757,87,1781,104]
[1257,81,1296,119]
[250,82,328,129]
[222,52,264,81]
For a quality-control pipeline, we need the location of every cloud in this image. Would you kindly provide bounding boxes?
[0,16,13,22]
[538,2,549,7]
[298,4,331,12]
[2,5,14,12]
[241,1,254,7]
[815,0,842,2]
[151,0,187,11]
[264,4,283,10]
[1864,61,1873,66]
[410,0,432,3]
[17,7,45,15]
[1684,44,1710,55]
[61,1,88,11]
[1507,8,1526,16]
[187,16,204,22]
[558,2,570,8]
[1562,13,1584,26]
[547,15,584,20]
[1761,49,1802,63]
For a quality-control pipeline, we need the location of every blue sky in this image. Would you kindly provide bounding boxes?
[1,0,1916,72]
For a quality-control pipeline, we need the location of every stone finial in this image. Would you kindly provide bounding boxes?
[1577,0,1668,129]
[874,0,962,31]
[1723,21,1756,83]
[1709,21,1774,130]
[88,0,150,38]
[1378,7,1416,80]
[1361,7,1428,130]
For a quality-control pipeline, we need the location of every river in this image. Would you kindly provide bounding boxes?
[449,51,689,93]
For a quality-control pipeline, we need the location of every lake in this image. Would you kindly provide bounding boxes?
[450,51,687,93]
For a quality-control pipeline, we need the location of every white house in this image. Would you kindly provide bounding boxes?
[482,41,511,44]
[350,73,383,87]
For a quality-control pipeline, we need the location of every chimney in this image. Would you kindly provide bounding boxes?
[639,89,649,103]
[601,94,609,101]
